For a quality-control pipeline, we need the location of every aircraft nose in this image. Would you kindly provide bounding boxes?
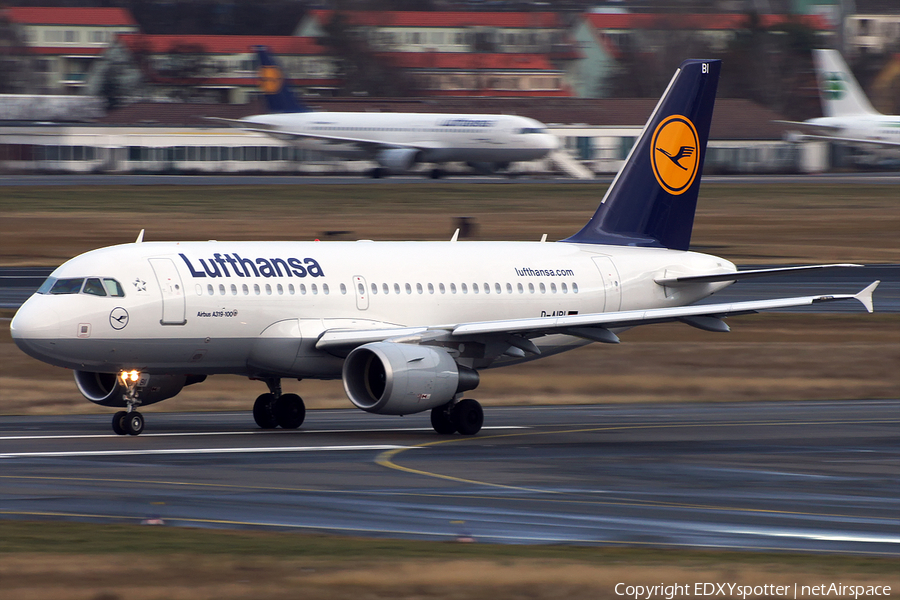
[10,297,60,359]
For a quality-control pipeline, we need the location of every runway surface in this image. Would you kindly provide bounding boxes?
[1,173,899,186]
[3,265,896,311]
[1,401,897,555]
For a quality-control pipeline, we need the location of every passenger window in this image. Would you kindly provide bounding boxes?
[472,283,479,294]
[219,284,226,295]
[551,283,557,293]
[208,284,214,296]
[312,284,318,295]
[300,284,307,295]
[243,284,250,295]
[83,278,107,296]
[539,283,546,294]
[103,279,125,297]
[231,284,238,295]
[561,282,568,293]
[254,284,260,295]
[439,283,445,294]
[371,283,378,295]
[573,282,579,293]
[405,283,412,295]
[277,284,284,295]
[450,283,457,294]
[322,284,329,295]
[517,283,524,294]
[506,283,512,294]
[49,278,84,295]
[383,283,389,294]
[427,283,434,294]
[394,283,400,294]
[495,283,501,294]
[461,283,468,294]
[528,283,535,293]
[289,284,295,295]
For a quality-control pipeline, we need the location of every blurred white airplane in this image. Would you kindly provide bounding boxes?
[780,49,900,148]
[215,47,558,178]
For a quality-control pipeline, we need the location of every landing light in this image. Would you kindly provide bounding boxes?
[120,370,141,384]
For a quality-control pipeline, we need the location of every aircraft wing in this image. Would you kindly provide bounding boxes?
[316,282,879,354]
[205,117,444,152]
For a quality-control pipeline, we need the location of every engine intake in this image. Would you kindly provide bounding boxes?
[376,148,421,173]
[342,342,478,415]
[74,371,205,407]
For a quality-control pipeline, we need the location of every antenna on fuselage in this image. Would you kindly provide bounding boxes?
[450,228,460,242]
[135,229,145,243]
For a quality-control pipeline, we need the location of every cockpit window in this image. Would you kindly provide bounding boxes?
[519,127,547,134]
[48,278,85,295]
[83,278,107,296]
[38,276,126,297]
[103,279,125,297]
[36,277,57,294]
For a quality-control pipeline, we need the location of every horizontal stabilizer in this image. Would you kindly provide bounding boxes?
[655,264,862,287]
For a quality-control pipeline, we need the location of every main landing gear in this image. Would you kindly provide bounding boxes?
[430,398,484,436]
[253,378,306,430]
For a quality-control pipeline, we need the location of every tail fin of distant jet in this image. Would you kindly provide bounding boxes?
[563,59,720,251]
[253,45,311,114]
[813,49,878,117]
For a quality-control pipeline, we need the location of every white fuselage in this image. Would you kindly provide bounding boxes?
[806,114,900,147]
[11,240,735,379]
[242,112,558,163]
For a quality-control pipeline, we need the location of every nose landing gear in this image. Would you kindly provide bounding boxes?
[111,370,146,436]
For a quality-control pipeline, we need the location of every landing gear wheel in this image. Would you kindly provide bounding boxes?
[253,393,278,429]
[112,411,128,435]
[430,168,443,179]
[431,404,457,435]
[274,393,305,429]
[123,411,144,436]
[370,167,386,179]
[452,399,483,436]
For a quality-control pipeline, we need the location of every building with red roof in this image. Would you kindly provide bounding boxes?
[377,52,571,96]
[570,12,835,98]
[92,34,339,104]
[4,7,138,94]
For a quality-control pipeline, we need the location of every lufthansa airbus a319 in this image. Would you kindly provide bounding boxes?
[11,59,879,436]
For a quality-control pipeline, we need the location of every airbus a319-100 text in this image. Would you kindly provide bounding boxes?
[11,59,879,436]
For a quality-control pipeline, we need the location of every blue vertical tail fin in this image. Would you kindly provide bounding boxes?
[563,59,720,251]
[253,45,311,114]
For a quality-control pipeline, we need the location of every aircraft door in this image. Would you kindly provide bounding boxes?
[353,276,369,310]
[592,256,621,312]
[149,257,187,325]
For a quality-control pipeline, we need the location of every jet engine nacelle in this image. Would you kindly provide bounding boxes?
[342,342,479,415]
[74,371,205,407]
[376,148,421,173]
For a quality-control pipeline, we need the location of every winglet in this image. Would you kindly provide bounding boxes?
[854,280,879,313]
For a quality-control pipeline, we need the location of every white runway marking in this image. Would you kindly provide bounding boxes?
[0,445,413,459]
[0,426,527,442]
